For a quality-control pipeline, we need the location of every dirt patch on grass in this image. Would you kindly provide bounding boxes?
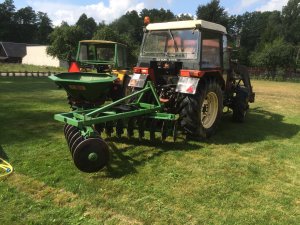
[6,173,142,224]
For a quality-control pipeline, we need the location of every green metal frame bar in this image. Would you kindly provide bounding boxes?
[54,82,175,129]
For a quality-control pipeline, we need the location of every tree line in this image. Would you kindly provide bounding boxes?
[0,0,53,44]
[1,0,299,76]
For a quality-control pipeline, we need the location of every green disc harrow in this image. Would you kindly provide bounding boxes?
[49,73,177,173]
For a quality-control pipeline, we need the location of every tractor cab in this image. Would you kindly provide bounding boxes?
[135,20,228,88]
[75,40,128,73]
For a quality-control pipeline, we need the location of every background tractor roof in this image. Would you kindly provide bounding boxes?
[79,40,127,47]
[146,20,227,34]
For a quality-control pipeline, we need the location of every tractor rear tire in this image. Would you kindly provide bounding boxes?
[179,79,223,138]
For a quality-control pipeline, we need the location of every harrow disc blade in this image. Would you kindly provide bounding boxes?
[64,124,71,136]
[161,121,168,143]
[116,120,124,138]
[127,118,135,139]
[137,118,145,141]
[95,123,104,136]
[172,121,178,142]
[70,135,84,155]
[105,122,114,137]
[65,126,77,140]
[150,119,156,141]
[68,131,81,149]
[67,128,79,143]
[64,125,74,137]
[73,138,109,173]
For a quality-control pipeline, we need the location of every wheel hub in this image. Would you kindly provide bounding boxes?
[201,92,218,129]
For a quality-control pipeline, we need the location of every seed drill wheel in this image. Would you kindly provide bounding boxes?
[73,138,109,173]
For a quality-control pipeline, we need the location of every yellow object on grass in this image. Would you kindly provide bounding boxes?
[0,158,13,178]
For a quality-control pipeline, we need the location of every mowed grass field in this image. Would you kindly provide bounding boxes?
[0,77,299,224]
[0,63,66,72]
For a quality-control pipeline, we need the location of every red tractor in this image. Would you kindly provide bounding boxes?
[128,19,255,138]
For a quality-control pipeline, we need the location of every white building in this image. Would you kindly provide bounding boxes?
[23,45,68,68]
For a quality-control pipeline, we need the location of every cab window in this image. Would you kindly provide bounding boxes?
[201,32,221,68]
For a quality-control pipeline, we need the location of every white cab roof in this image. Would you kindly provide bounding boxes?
[146,20,227,34]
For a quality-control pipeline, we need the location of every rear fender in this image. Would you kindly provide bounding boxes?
[201,71,225,90]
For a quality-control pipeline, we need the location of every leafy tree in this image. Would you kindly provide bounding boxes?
[0,0,16,41]
[250,38,296,77]
[140,8,175,23]
[36,12,53,44]
[196,0,229,28]
[261,11,283,43]
[76,13,97,39]
[282,0,300,44]
[14,6,38,43]
[231,11,273,64]
[14,6,36,24]
[93,26,122,42]
[176,13,194,21]
[110,11,143,43]
[47,23,84,60]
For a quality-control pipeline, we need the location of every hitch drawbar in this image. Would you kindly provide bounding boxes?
[54,81,177,173]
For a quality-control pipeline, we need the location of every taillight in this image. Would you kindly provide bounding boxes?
[180,70,204,77]
[133,67,141,73]
[133,67,150,74]
[141,68,149,74]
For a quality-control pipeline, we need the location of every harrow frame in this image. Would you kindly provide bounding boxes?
[54,81,176,137]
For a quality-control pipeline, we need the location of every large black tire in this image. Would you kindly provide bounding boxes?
[179,79,223,138]
[232,86,249,123]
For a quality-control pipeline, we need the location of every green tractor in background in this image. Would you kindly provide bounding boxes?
[67,40,130,108]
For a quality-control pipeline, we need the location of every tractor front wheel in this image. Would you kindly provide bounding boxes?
[232,86,249,122]
[179,79,223,138]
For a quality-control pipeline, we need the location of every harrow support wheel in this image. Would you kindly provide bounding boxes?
[73,138,109,173]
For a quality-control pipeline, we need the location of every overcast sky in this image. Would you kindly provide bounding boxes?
[13,0,289,26]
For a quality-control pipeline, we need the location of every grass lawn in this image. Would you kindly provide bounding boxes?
[0,77,299,224]
[0,63,67,72]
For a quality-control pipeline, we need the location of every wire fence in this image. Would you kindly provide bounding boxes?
[0,71,58,77]
[249,67,300,82]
